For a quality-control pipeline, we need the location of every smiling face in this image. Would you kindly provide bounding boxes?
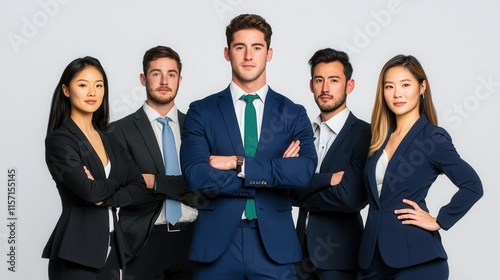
[224,29,273,92]
[62,66,105,117]
[310,61,354,121]
[383,66,426,119]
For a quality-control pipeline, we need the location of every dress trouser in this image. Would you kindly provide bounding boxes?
[193,219,296,280]
[124,223,194,280]
[358,243,449,280]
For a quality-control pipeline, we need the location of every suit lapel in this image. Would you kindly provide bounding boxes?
[133,108,165,174]
[63,119,106,179]
[217,87,245,155]
[380,115,429,197]
[320,112,356,172]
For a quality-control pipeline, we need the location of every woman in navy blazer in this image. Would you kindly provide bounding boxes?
[43,57,148,279]
[358,55,483,279]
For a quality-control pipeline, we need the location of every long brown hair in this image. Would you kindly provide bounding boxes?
[369,55,437,156]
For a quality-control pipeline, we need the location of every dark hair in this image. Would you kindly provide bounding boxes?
[308,48,353,80]
[142,46,182,75]
[46,56,109,135]
[225,14,272,49]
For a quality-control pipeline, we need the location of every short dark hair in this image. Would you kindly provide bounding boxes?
[142,46,182,75]
[47,56,109,135]
[308,48,353,80]
[225,14,272,49]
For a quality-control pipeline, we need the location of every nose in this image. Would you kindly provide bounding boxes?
[244,49,252,61]
[160,74,169,85]
[393,87,402,98]
[88,87,96,97]
[321,82,329,94]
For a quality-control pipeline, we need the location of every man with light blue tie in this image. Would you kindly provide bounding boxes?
[180,14,317,279]
[110,46,197,280]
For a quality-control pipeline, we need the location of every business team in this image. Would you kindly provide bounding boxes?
[44,13,483,280]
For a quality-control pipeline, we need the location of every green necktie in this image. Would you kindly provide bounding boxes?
[240,94,259,220]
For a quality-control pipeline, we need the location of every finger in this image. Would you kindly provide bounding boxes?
[402,199,420,210]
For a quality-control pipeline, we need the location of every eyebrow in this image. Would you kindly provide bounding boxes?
[232,42,265,47]
[313,75,341,80]
[76,78,104,83]
[385,78,412,83]
[149,69,179,74]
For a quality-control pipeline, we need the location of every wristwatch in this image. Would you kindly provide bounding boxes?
[236,156,244,173]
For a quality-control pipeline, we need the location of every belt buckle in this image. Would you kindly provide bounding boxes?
[167,223,181,233]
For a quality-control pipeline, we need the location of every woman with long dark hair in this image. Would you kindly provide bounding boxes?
[43,56,148,279]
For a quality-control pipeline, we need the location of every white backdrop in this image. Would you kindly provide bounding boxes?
[1,1,499,279]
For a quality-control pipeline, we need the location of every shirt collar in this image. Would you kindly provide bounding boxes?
[313,107,350,135]
[142,102,178,124]
[230,81,268,104]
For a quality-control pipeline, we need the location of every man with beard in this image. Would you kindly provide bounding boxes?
[291,48,370,280]
[110,46,197,280]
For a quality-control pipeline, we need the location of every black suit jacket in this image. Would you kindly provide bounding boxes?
[109,107,194,258]
[42,119,147,268]
[293,112,370,270]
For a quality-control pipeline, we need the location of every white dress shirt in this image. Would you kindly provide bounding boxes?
[312,107,350,173]
[142,102,198,224]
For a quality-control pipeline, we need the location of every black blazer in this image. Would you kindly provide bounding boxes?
[293,112,370,270]
[42,119,147,269]
[109,108,194,258]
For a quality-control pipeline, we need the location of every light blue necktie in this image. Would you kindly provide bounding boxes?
[157,117,182,225]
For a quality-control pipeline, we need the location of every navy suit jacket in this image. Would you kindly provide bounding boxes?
[110,108,195,258]
[180,86,317,264]
[359,115,483,269]
[42,119,147,268]
[293,112,370,270]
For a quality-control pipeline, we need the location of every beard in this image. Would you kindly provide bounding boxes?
[316,92,347,113]
[146,84,178,105]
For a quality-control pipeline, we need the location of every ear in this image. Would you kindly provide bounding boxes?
[309,79,314,93]
[346,79,355,95]
[178,75,183,85]
[224,47,230,62]
[62,84,69,97]
[140,73,146,86]
[266,48,273,62]
[420,80,427,94]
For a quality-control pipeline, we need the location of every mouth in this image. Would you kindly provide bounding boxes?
[393,102,406,107]
[318,94,333,102]
[157,87,172,93]
[85,100,97,105]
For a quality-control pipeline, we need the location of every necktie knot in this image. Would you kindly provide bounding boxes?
[240,94,260,104]
[157,116,171,126]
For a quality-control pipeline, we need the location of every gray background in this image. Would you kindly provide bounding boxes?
[1,0,499,279]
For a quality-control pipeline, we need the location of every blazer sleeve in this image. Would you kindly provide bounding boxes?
[297,123,370,212]
[429,127,483,230]
[181,101,253,197]
[244,105,317,189]
[45,130,121,203]
[99,134,148,208]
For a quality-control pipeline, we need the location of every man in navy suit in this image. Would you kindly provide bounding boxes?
[180,14,317,279]
[111,46,197,280]
[291,48,370,280]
